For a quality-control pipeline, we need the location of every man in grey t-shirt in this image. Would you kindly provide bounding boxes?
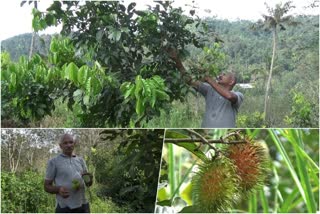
[167,48,244,128]
[197,74,244,128]
[44,134,93,213]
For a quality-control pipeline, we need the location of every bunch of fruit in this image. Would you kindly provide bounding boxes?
[192,141,270,212]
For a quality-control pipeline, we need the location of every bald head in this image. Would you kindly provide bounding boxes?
[217,72,237,89]
[59,133,75,156]
[228,72,237,87]
[59,133,74,145]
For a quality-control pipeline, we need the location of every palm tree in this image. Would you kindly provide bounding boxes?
[257,1,297,124]
[21,0,38,60]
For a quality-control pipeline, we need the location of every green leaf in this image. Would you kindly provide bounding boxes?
[156,89,169,100]
[65,62,78,82]
[83,95,90,106]
[78,66,88,85]
[179,206,201,213]
[96,30,104,42]
[73,89,83,98]
[134,75,143,99]
[180,176,193,205]
[280,186,300,212]
[259,188,269,213]
[292,130,317,213]
[32,16,41,31]
[123,84,135,99]
[151,90,156,107]
[157,199,171,206]
[141,79,151,97]
[108,29,122,42]
[268,130,308,206]
[9,73,17,92]
[50,38,58,53]
[85,77,91,95]
[248,192,257,213]
[135,97,144,115]
[90,76,101,95]
[37,108,45,116]
[165,130,208,162]
[134,10,147,16]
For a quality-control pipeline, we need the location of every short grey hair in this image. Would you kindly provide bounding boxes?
[59,133,74,144]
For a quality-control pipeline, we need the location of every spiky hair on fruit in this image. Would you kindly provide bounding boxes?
[192,156,240,213]
[225,141,270,194]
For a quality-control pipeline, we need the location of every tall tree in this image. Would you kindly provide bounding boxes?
[21,0,38,59]
[259,1,296,124]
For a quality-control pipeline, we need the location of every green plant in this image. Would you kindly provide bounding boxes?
[15,1,208,127]
[120,75,169,123]
[284,91,313,127]
[1,171,55,213]
[237,111,265,128]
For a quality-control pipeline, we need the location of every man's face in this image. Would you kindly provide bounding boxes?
[60,135,75,156]
[217,73,234,86]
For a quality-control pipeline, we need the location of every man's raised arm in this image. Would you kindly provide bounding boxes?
[166,47,201,88]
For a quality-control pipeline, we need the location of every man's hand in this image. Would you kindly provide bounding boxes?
[82,173,93,187]
[203,75,238,103]
[58,187,70,198]
[203,76,213,82]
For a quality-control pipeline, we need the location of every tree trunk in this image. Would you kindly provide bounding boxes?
[28,33,35,60]
[263,27,277,124]
[28,1,38,60]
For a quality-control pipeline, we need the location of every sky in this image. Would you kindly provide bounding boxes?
[0,0,318,41]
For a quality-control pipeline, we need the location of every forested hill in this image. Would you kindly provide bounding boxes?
[204,15,318,83]
[1,33,52,62]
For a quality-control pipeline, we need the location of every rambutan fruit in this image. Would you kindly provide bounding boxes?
[225,141,270,194]
[192,156,240,212]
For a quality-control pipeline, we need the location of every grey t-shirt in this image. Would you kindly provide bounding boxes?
[197,82,244,128]
[45,154,88,209]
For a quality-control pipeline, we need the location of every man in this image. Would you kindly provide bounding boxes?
[44,133,93,213]
[168,48,244,128]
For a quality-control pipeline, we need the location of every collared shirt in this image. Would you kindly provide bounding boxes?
[45,154,88,209]
[197,82,244,128]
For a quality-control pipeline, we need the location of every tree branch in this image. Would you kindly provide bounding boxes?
[163,138,248,144]
[186,129,218,152]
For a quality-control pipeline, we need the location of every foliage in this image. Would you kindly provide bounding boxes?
[1,171,55,213]
[14,1,206,127]
[1,36,113,126]
[96,129,164,213]
[284,91,314,127]
[1,53,59,124]
[237,111,265,128]
[186,43,226,80]
[121,75,170,120]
